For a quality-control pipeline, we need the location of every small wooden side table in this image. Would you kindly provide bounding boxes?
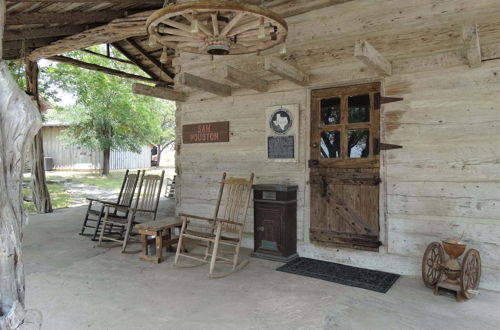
[136,218,183,264]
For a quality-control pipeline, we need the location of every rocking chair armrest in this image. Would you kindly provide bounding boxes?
[214,219,243,226]
[178,213,214,222]
[128,207,156,214]
[102,202,129,212]
[86,197,114,204]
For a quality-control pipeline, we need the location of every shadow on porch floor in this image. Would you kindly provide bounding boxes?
[23,201,500,330]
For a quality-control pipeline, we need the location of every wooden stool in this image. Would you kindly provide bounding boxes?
[136,218,183,263]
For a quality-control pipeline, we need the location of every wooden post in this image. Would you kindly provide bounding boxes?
[0,3,43,328]
[26,61,53,214]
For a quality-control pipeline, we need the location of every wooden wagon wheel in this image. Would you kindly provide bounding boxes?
[460,249,481,299]
[421,242,444,288]
[146,1,288,56]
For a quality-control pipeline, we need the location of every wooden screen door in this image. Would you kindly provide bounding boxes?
[309,82,381,251]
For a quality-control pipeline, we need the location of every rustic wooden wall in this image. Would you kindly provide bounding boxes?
[41,126,152,171]
[174,0,500,290]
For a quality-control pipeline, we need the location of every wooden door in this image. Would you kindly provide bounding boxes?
[309,82,381,251]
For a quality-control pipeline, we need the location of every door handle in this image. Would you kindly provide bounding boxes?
[311,142,318,148]
[321,176,328,197]
[257,226,265,232]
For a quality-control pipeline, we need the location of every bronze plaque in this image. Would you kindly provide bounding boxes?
[182,121,230,144]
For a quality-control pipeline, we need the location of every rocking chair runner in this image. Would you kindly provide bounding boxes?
[98,170,165,252]
[79,169,140,240]
[174,173,254,278]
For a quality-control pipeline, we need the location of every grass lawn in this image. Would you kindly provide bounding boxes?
[73,172,125,190]
[23,182,71,212]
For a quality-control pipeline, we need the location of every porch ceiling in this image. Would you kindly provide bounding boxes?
[3,0,352,85]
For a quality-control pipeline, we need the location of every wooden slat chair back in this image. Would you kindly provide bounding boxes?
[174,173,254,278]
[134,173,165,221]
[214,176,254,235]
[79,169,140,240]
[98,170,165,252]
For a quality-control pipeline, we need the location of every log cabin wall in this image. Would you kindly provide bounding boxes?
[173,0,500,290]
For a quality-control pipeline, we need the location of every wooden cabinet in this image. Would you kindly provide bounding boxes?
[252,184,298,262]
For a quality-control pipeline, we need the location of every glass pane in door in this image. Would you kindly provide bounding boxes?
[348,94,370,123]
[320,97,341,125]
[320,131,341,158]
[348,130,369,158]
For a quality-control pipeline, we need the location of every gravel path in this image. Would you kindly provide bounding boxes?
[61,180,120,207]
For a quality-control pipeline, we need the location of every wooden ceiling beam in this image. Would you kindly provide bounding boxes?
[223,65,268,92]
[46,55,156,83]
[9,0,163,3]
[354,40,392,76]
[111,42,162,82]
[264,56,309,86]
[132,83,186,102]
[81,48,134,65]
[4,24,99,41]
[26,11,150,60]
[6,10,127,25]
[462,24,482,68]
[180,73,232,97]
[125,38,175,80]
[3,37,60,50]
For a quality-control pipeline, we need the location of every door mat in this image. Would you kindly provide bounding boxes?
[276,257,399,293]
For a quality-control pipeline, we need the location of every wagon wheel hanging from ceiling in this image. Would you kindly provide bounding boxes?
[146,1,288,63]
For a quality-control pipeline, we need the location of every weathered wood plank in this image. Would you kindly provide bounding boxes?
[6,10,126,25]
[27,11,152,61]
[354,40,392,75]
[264,57,309,86]
[223,65,268,92]
[179,72,232,97]
[462,24,482,68]
[4,24,99,41]
[47,55,156,83]
[16,0,162,3]
[132,83,186,102]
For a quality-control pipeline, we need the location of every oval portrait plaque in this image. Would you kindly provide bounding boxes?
[269,108,293,134]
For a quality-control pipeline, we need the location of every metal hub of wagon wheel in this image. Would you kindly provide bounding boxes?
[146,1,288,56]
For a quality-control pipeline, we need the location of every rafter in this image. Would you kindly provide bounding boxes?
[354,40,392,75]
[180,73,232,97]
[4,24,99,41]
[110,42,162,82]
[132,83,186,102]
[6,10,127,25]
[81,49,134,65]
[47,55,156,83]
[125,38,175,81]
[463,24,482,68]
[264,56,309,86]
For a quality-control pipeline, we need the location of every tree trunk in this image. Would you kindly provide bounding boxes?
[30,132,52,213]
[0,59,43,329]
[26,61,52,214]
[103,147,110,175]
[156,144,162,167]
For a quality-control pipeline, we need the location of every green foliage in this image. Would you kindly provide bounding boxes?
[45,46,175,154]
[23,183,70,212]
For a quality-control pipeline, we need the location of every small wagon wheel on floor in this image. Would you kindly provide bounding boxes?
[421,242,445,288]
[460,249,481,299]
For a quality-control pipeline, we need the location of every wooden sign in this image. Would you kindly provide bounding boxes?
[182,121,230,144]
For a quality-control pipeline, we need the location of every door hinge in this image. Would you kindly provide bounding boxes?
[374,93,404,109]
[374,139,403,155]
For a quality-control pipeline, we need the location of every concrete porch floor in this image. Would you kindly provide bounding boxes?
[23,202,500,330]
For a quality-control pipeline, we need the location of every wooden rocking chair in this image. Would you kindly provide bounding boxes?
[98,170,165,253]
[79,169,140,241]
[174,173,254,278]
